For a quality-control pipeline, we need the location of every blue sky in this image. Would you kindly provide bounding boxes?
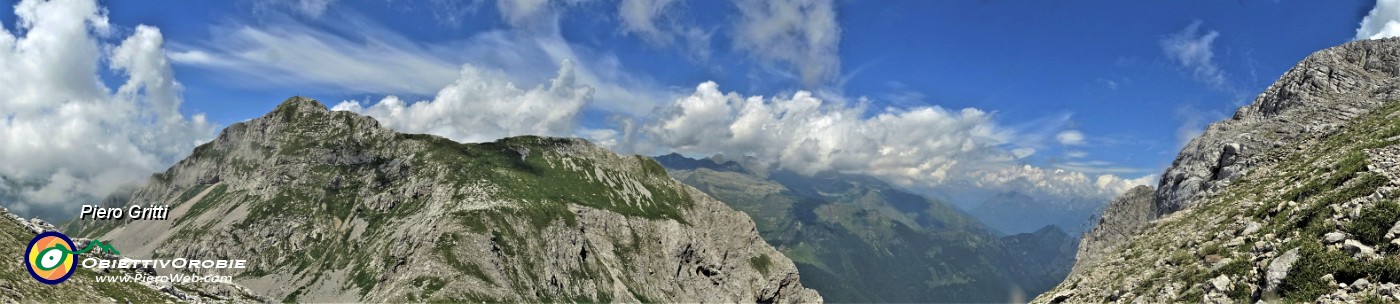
[101,0,1369,172]
[0,0,1394,219]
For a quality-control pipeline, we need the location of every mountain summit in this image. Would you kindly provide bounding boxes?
[68,97,821,302]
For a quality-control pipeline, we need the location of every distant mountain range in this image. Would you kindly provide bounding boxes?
[969,191,1100,236]
[656,153,1077,302]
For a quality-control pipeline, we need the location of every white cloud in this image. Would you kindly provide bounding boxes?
[1160,20,1227,90]
[251,0,337,18]
[976,165,1154,203]
[1055,130,1086,146]
[172,11,672,117]
[619,0,678,43]
[639,82,1148,202]
[732,0,841,87]
[332,60,592,143]
[1357,0,1400,40]
[617,0,712,60]
[169,20,461,96]
[296,0,335,17]
[497,0,555,31]
[0,0,214,220]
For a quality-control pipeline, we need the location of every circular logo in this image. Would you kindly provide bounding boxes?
[25,231,76,285]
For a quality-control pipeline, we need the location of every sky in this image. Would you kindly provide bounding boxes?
[0,0,1396,220]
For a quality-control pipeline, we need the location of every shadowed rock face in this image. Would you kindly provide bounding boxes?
[1042,38,1400,303]
[67,97,821,303]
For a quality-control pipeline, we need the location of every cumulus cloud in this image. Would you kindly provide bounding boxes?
[976,165,1154,203]
[332,60,592,143]
[0,0,214,220]
[640,82,1149,202]
[1055,130,1086,146]
[1160,20,1228,90]
[1356,0,1400,40]
[732,0,841,87]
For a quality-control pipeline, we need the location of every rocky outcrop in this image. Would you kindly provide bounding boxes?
[68,97,821,303]
[1157,38,1400,216]
[1069,38,1400,274]
[1068,186,1153,276]
[1038,38,1400,303]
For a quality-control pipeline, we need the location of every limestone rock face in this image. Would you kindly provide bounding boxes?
[1157,38,1400,216]
[68,97,821,303]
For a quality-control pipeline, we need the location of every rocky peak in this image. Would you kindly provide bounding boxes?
[270,96,329,115]
[1047,38,1400,303]
[1156,37,1400,216]
[1236,38,1400,120]
[71,96,822,303]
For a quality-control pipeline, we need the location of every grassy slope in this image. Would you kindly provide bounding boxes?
[0,216,171,303]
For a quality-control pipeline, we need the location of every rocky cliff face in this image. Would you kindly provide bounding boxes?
[67,97,821,303]
[1157,38,1400,216]
[1040,38,1400,303]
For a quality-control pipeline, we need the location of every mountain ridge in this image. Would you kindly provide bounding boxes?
[67,97,822,303]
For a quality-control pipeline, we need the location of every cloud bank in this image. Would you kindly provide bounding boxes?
[640,82,1151,201]
[1356,0,1400,40]
[0,0,214,219]
[332,60,593,143]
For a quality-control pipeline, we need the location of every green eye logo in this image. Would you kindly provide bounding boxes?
[25,231,76,284]
[24,231,121,285]
[34,245,69,271]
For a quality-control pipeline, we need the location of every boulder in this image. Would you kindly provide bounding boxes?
[1343,239,1376,257]
[1324,232,1347,244]
[1264,248,1301,297]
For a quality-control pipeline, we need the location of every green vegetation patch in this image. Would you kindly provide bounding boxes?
[1348,200,1400,247]
[410,135,693,226]
[1280,241,1400,301]
[750,254,773,276]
